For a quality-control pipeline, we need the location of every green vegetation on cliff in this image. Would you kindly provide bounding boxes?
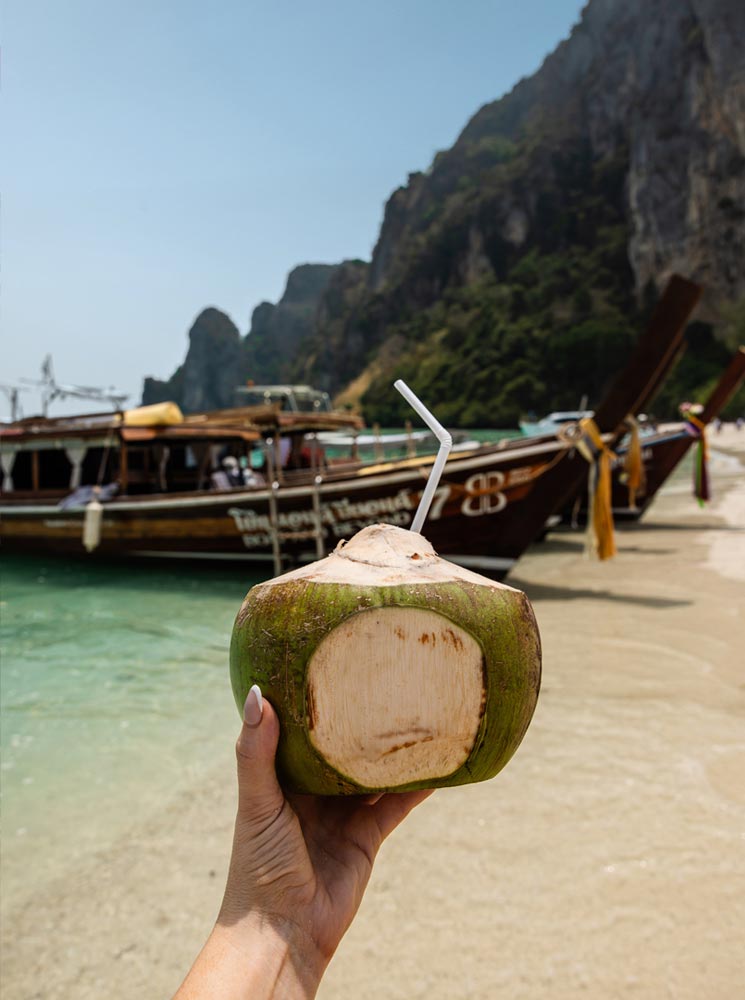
[294,132,644,426]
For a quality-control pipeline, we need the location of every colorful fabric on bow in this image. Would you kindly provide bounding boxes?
[684,411,710,505]
[623,414,646,509]
[577,417,617,560]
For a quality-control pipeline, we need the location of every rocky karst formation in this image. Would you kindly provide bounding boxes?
[368,0,744,310]
[142,308,242,413]
[241,263,341,388]
[144,0,745,424]
[142,264,340,412]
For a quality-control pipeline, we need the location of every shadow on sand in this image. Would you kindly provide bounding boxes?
[618,520,742,533]
[509,576,693,610]
[529,534,676,559]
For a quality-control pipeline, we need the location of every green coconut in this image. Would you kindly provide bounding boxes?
[230,522,541,794]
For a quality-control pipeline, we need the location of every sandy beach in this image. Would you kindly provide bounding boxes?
[2,427,743,1000]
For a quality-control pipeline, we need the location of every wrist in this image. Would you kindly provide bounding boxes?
[174,909,326,1000]
[214,909,326,1000]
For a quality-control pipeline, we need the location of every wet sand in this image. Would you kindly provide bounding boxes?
[2,427,743,999]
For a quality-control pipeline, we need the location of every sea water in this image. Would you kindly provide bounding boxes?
[0,555,260,909]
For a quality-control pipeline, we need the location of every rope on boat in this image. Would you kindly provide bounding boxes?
[81,431,117,554]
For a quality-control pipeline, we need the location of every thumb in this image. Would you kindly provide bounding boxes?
[235,685,285,827]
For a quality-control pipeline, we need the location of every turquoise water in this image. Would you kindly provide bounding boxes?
[0,555,262,906]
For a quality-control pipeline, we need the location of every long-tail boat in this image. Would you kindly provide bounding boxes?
[0,276,702,578]
[603,346,745,521]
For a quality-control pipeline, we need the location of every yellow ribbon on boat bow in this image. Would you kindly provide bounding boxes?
[623,414,646,509]
[685,411,710,504]
[577,417,617,561]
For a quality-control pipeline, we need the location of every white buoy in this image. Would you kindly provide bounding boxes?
[83,498,103,552]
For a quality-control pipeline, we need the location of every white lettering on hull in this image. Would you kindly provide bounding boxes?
[226,463,548,546]
[228,489,416,549]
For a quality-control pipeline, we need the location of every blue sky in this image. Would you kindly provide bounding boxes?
[1,0,584,417]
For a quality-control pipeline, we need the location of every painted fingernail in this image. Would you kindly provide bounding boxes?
[244,685,263,727]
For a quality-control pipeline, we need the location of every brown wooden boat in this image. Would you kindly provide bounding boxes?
[600,346,745,521]
[0,276,702,579]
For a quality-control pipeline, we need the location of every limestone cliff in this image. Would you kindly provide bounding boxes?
[240,263,341,387]
[368,0,744,309]
[142,308,242,412]
[143,264,340,412]
[293,0,745,423]
[143,0,745,424]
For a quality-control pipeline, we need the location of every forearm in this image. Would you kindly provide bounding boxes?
[173,912,326,1000]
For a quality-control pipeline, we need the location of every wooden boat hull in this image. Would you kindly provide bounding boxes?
[612,427,694,521]
[1,436,571,578]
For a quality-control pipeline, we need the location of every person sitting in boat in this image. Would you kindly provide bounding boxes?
[240,455,265,488]
[284,432,326,471]
[223,456,243,486]
[211,456,243,490]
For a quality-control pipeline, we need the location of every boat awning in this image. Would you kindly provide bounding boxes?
[120,425,260,443]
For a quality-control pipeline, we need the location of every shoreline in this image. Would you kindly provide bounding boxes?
[2,428,743,999]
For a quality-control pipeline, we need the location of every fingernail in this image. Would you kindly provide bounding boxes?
[243,684,263,727]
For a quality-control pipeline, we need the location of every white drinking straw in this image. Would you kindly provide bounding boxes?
[394,379,452,534]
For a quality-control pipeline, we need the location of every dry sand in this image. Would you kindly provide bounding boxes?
[2,427,743,1000]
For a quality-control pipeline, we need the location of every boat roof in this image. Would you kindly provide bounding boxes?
[0,400,363,450]
[183,404,363,434]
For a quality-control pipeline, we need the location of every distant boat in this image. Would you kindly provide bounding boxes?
[0,277,703,579]
[234,383,333,413]
[519,410,594,437]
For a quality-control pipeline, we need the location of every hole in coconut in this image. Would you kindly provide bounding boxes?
[306,606,486,789]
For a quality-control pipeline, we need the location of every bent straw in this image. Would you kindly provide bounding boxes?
[394,379,452,534]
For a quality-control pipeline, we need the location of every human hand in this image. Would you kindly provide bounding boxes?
[174,685,432,1000]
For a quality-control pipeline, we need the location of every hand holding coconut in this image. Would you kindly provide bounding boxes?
[173,690,431,999]
[175,385,541,998]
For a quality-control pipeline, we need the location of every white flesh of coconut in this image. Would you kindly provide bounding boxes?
[306,605,485,788]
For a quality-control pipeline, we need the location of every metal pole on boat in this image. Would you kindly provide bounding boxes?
[373,423,383,462]
[405,419,415,458]
[269,480,282,577]
[312,475,325,559]
[394,380,452,535]
[265,436,282,576]
[309,433,325,560]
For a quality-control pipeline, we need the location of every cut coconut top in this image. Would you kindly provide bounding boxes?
[258,523,521,591]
